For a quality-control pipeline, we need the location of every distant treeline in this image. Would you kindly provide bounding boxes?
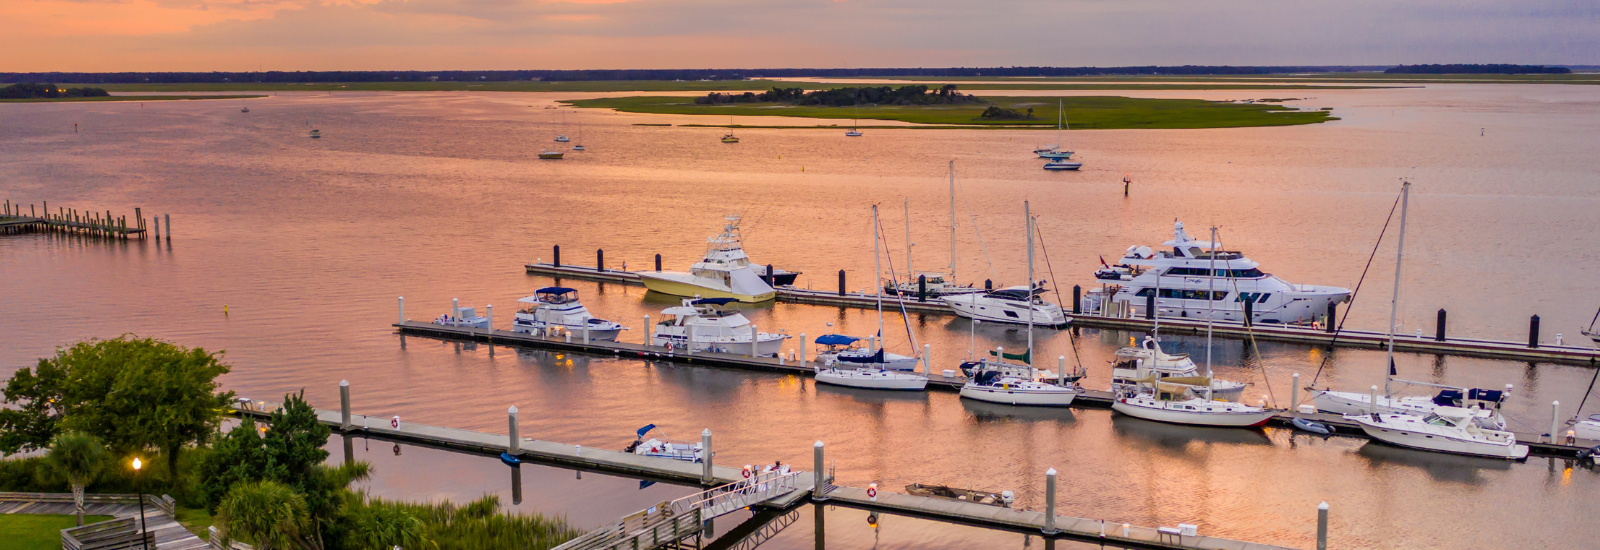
[1384,64,1571,74]
[0,66,1392,84]
[0,83,110,99]
[696,85,979,106]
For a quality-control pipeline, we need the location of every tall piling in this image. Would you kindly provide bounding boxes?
[508,407,520,453]
[339,380,352,430]
[1436,309,1447,342]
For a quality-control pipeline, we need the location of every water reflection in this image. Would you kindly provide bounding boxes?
[962,399,1079,425]
[1110,415,1274,450]
[1354,442,1512,485]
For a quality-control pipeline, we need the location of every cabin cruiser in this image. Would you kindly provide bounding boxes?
[1310,385,1510,430]
[958,359,1080,406]
[1086,221,1351,325]
[1042,159,1082,171]
[637,216,777,302]
[511,287,627,341]
[813,334,919,371]
[1348,408,1528,459]
[432,307,488,329]
[650,298,787,356]
[944,283,1069,326]
[624,424,704,462]
[1111,379,1276,427]
[884,271,982,298]
[1571,414,1600,441]
[1111,336,1247,402]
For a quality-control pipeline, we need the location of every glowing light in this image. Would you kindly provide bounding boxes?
[131,457,142,470]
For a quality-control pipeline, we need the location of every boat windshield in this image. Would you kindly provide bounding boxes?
[1422,413,1453,426]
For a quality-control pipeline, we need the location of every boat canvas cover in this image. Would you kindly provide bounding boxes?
[838,348,886,364]
[636,424,657,438]
[989,347,1031,364]
[815,334,860,346]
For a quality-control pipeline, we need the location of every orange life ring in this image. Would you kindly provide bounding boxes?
[742,467,751,478]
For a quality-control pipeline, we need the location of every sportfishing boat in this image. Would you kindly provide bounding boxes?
[1086,220,1351,324]
[511,287,627,340]
[814,205,929,391]
[1111,336,1247,402]
[539,150,564,159]
[1111,383,1277,427]
[945,283,1069,326]
[309,129,321,139]
[637,216,777,302]
[623,424,704,462]
[1309,182,1511,431]
[650,297,787,355]
[1348,408,1528,460]
[1042,159,1082,171]
[813,334,919,371]
[721,134,740,143]
[1033,100,1074,159]
[433,306,489,329]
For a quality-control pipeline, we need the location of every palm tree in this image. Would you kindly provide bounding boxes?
[347,505,431,550]
[216,481,309,550]
[43,432,108,526]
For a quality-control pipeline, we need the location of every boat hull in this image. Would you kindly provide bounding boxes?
[1352,416,1528,460]
[511,321,622,341]
[815,369,927,390]
[1043,163,1082,171]
[959,385,1077,407]
[1111,399,1276,427]
[945,295,1069,326]
[638,272,775,302]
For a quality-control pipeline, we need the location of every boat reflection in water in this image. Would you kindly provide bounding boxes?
[1109,414,1274,450]
[1354,441,1512,485]
[960,398,1079,425]
[814,382,931,405]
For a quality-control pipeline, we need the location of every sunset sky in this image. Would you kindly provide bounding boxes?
[5,0,1596,71]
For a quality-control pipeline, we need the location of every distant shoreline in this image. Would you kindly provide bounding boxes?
[2,94,266,103]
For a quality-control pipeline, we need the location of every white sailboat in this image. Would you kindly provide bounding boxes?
[959,201,1081,407]
[815,205,927,391]
[1111,226,1278,427]
[884,163,982,298]
[572,122,586,151]
[1033,100,1074,159]
[846,105,863,137]
[1111,336,1248,402]
[637,215,777,302]
[1328,182,1526,459]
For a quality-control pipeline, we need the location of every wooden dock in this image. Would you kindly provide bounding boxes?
[2,200,161,240]
[394,321,1598,458]
[524,262,1600,365]
[237,398,1297,550]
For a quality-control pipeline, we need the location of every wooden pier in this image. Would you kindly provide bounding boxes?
[237,396,1299,550]
[394,321,1598,458]
[524,261,1600,365]
[1,200,163,240]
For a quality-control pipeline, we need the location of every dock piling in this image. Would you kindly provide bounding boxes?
[339,380,351,430]
[1058,356,1066,386]
[767,264,775,286]
[701,429,713,485]
[1145,292,1155,320]
[1529,315,1540,348]
[486,305,493,336]
[838,270,846,296]
[583,324,590,344]
[1072,285,1081,314]
[508,406,520,453]
[985,279,992,290]
[398,297,405,324]
[153,216,160,239]
[655,254,661,272]
[800,333,808,365]
[1292,373,1300,408]
[918,275,927,302]
[164,214,170,239]
[751,325,759,357]
[1326,302,1337,333]
[813,441,825,499]
[1369,385,1378,414]
[644,315,651,344]
[452,298,460,320]
[597,249,604,272]
[553,245,561,268]
[1043,468,1059,535]
[1436,309,1447,341]
[1317,502,1329,550]
[1550,401,1560,443]
[1244,300,1254,327]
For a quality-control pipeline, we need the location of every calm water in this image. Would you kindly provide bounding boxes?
[3,84,1599,549]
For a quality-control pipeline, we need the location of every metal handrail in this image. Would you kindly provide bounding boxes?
[668,470,800,517]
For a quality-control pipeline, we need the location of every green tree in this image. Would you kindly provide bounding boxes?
[42,432,109,526]
[216,480,309,550]
[0,336,234,471]
[196,417,274,509]
[347,505,432,550]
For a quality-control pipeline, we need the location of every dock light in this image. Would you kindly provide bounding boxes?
[131,457,149,550]
[131,457,141,470]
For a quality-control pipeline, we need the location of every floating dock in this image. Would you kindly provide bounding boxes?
[395,321,1598,458]
[524,262,1600,365]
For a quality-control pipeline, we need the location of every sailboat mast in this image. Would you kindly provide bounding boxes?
[1056,99,1063,149]
[948,161,956,280]
[905,199,913,279]
[1207,227,1217,377]
[1385,182,1411,398]
[1026,200,1035,372]
[874,205,884,346]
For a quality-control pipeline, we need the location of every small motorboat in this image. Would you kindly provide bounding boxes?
[1347,408,1528,460]
[309,129,321,139]
[1042,158,1081,171]
[241,107,250,113]
[539,150,564,159]
[623,424,705,463]
[905,483,1014,507]
[1292,417,1332,435]
[433,306,490,329]
[572,145,586,151]
[555,135,570,142]
[721,134,740,143]
[499,452,521,466]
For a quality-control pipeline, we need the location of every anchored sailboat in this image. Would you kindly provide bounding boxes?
[814,205,928,391]
[1033,99,1074,160]
[884,163,981,298]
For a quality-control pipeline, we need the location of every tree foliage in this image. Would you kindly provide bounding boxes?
[0,336,234,470]
[696,84,979,107]
[217,480,310,550]
[347,505,432,550]
[42,432,109,525]
[0,83,109,98]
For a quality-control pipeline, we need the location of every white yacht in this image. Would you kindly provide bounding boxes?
[650,298,787,356]
[511,287,626,340]
[816,360,927,390]
[555,135,570,143]
[623,424,704,463]
[1111,383,1277,427]
[1349,408,1528,460]
[1086,221,1351,325]
[1571,414,1600,441]
[814,205,929,391]
[1311,385,1510,429]
[1111,336,1247,402]
[813,334,919,371]
[945,283,1069,326]
[637,216,777,303]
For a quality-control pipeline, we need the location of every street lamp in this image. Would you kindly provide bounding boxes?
[131,457,149,550]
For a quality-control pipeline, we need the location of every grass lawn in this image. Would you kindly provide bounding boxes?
[566,95,1336,129]
[173,506,213,538]
[0,514,114,550]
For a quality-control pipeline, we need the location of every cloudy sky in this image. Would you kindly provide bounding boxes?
[5,0,1597,71]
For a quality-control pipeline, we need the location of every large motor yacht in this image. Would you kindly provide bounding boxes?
[511,287,627,341]
[638,216,777,303]
[944,283,1069,326]
[1086,221,1350,325]
[650,298,787,356]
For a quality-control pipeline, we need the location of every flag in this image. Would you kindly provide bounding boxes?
[990,348,1031,364]
[1389,358,1397,376]
[1099,255,1110,268]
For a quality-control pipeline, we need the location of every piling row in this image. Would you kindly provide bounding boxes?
[1,200,166,240]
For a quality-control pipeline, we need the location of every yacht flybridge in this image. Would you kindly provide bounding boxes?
[1087,221,1351,325]
[650,298,787,356]
[511,287,627,341]
[637,216,777,302]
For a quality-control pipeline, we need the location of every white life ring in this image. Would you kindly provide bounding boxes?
[741,466,752,478]
[866,486,877,498]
